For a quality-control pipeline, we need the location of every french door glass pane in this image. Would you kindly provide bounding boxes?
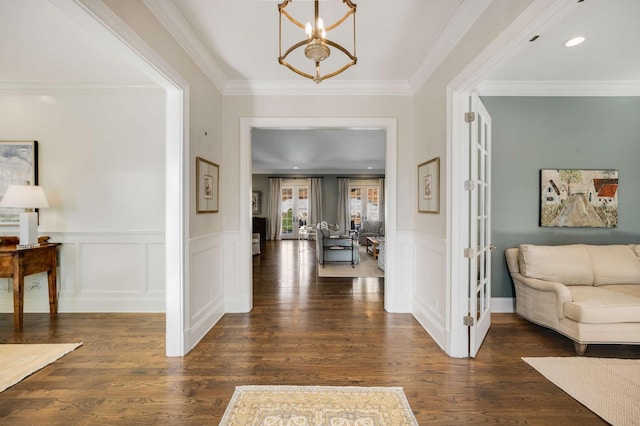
[281,188,293,235]
[298,187,308,227]
[350,188,362,229]
[367,188,379,220]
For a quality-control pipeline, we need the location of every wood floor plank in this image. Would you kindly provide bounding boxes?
[0,239,638,424]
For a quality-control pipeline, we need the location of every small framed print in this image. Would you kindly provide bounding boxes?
[418,157,440,214]
[196,156,219,213]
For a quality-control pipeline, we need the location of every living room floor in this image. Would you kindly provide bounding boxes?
[0,239,638,424]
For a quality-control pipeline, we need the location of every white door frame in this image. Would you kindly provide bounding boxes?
[240,117,405,313]
[445,0,577,357]
[54,0,189,356]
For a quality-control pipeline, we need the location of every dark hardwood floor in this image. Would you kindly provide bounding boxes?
[1,239,638,424]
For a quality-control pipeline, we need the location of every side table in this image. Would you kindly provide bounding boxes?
[0,241,61,329]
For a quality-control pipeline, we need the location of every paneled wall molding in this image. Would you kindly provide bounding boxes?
[0,230,165,314]
[411,231,447,352]
[392,231,415,313]
[187,231,226,352]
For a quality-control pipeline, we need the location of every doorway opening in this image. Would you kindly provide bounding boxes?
[240,117,403,314]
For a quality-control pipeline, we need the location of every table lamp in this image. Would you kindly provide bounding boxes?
[0,184,49,248]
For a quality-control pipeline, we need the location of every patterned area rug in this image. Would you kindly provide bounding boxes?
[220,385,418,425]
[523,357,640,426]
[0,343,82,393]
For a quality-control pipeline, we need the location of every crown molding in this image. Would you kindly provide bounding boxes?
[409,0,492,92]
[0,81,163,94]
[476,80,640,97]
[143,0,228,92]
[223,80,414,96]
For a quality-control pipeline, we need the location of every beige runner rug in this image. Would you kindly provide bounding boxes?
[0,343,82,393]
[523,357,640,426]
[220,385,418,425]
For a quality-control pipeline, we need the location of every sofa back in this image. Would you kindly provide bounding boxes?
[517,244,640,286]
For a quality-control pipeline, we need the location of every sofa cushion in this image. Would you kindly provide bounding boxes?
[564,286,640,323]
[518,244,594,285]
[586,245,640,286]
[630,244,640,259]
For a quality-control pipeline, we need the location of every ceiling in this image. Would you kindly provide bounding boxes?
[1,1,639,174]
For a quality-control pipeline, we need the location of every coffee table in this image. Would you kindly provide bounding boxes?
[365,237,380,259]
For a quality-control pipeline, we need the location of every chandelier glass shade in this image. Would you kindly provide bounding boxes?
[278,0,357,84]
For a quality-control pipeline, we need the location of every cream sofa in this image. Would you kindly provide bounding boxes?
[505,244,640,354]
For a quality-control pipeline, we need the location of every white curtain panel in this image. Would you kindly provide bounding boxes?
[308,178,323,227]
[337,177,350,233]
[267,178,282,240]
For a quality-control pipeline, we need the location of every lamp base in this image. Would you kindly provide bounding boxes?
[19,211,39,247]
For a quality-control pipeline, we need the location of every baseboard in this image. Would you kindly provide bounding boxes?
[492,297,515,313]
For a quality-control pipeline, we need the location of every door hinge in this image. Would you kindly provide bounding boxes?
[464,180,476,191]
[463,315,475,326]
[464,248,475,258]
[465,112,476,122]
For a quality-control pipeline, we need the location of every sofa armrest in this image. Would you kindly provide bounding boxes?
[510,272,572,319]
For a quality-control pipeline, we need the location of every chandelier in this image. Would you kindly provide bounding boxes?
[278,0,357,84]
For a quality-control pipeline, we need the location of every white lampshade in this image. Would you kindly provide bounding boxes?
[0,185,49,209]
[0,185,49,247]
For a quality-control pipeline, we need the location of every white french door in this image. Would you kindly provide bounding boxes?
[468,93,492,358]
[280,185,308,239]
[349,183,380,230]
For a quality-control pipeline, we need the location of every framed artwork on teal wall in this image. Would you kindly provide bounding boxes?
[540,169,618,228]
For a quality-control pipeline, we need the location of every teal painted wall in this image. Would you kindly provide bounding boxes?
[482,97,640,297]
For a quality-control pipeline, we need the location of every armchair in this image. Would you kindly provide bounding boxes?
[252,233,261,255]
[358,220,384,246]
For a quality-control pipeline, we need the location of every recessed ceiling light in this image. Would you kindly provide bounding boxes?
[293,166,299,170]
[367,166,373,170]
[563,36,585,47]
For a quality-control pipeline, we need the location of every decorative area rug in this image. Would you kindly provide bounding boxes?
[220,385,418,425]
[0,343,82,393]
[318,247,384,278]
[523,357,640,426]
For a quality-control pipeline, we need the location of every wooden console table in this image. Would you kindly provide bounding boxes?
[0,240,61,329]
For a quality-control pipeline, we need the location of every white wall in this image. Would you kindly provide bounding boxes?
[0,89,166,312]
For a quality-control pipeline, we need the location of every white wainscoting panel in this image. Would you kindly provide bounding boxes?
[392,231,415,313]
[0,231,165,313]
[188,232,225,351]
[412,232,447,352]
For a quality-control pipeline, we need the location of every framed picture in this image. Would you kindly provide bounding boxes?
[0,140,38,225]
[418,157,440,213]
[251,191,261,215]
[196,156,219,213]
[540,168,618,228]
